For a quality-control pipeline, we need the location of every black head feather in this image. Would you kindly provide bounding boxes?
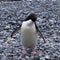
[25,13,37,22]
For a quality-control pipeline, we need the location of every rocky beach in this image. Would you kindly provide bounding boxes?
[0,0,60,60]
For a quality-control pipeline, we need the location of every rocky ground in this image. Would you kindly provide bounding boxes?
[0,0,60,60]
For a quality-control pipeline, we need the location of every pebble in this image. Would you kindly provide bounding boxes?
[0,44,3,53]
[30,56,34,60]
[8,21,16,25]
[4,25,10,30]
[45,55,50,60]
[26,48,32,54]
[1,55,8,60]
[27,0,32,1]
[40,57,45,60]
[34,55,40,60]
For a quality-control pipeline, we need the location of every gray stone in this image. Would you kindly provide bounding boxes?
[45,55,50,60]
[4,26,10,30]
[1,55,8,60]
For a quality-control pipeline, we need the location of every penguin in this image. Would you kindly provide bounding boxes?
[11,13,46,54]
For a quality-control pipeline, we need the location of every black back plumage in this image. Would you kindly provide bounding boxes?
[25,13,37,22]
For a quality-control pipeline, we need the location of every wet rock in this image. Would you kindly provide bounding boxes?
[25,55,29,60]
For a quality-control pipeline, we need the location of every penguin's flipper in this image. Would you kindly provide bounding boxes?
[11,25,21,37]
[35,23,46,43]
[37,29,46,43]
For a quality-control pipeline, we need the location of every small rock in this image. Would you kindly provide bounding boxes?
[8,21,16,25]
[13,55,18,60]
[1,55,8,60]
[26,48,32,54]
[25,56,29,59]
[39,51,45,57]
[40,57,45,60]
[4,26,10,30]
[3,42,9,49]
[18,56,22,60]
[30,56,34,60]
[0,44,3,53]
[4,37,15,44]
[45,55,50,60]
[34,55,40,60]
[27,0,32,1]
[47,31,54,35]
[9,38,15,41]
[31,55,40,60]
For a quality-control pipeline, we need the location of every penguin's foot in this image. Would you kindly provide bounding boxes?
[31,50,37,54]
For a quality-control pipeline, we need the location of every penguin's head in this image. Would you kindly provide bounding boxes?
[25,13,37,22]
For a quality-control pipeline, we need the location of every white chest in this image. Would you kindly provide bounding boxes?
[21,21,37,48]
[21,20,36,34]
